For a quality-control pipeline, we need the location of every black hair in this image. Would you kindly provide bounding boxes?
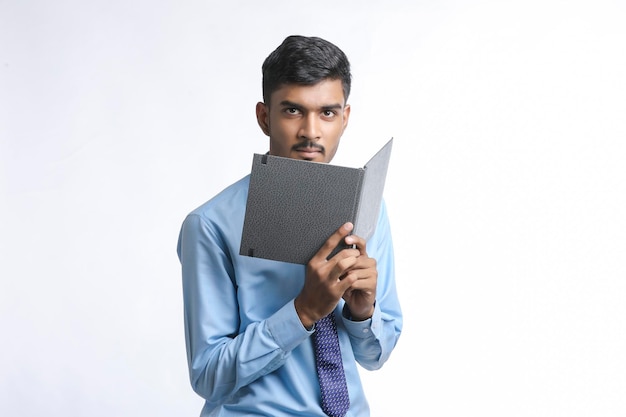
[261,35,352,104]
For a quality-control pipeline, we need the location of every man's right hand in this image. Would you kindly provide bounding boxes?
[294,222,361,329]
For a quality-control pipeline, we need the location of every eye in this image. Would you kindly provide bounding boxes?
[322,109,337,119]
[284,107,300,115]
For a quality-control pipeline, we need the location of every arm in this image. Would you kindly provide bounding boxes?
[177,214,311,404]
[294,201,402,370]
[341,201,403,370]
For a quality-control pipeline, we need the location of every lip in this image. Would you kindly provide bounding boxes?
[295,147,323,159]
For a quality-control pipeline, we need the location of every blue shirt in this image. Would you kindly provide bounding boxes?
[177,175,402,416]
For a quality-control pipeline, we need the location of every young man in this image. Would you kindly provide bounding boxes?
[177,35,402,417]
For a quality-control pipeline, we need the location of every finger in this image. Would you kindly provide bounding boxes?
[344,233,367,256]
[341,253,376,276]
[333,253,360,279]
[313,222,354,263]
[345,272,376,290]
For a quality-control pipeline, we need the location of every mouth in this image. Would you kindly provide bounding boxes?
[293,142,324,160]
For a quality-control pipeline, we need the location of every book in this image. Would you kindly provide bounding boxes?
[239,138,393,264]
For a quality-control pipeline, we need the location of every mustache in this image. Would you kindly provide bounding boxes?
[292,141,325,153]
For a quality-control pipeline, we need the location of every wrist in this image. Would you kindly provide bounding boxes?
[345,303,375,321]
[294,298,316,330]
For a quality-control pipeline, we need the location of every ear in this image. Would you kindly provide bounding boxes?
[342,103,351,132]
[255,102,270,136]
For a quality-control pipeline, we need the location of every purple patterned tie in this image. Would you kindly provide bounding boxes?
[312,311,350,417]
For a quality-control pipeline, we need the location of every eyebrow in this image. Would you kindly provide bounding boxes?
[279,100,344,111]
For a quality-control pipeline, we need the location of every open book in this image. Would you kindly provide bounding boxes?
[239,138,393,264]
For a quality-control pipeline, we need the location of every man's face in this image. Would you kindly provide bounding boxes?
[256,79,350,163]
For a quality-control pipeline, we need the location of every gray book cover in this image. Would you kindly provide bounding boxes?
[239,138,393,264]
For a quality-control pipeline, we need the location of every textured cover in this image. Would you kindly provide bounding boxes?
[240,138,393,264]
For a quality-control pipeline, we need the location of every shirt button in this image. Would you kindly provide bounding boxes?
[362,328,370,333]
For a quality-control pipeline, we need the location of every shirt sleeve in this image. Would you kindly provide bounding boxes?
[177,213,312,405]
[340,200,403,371]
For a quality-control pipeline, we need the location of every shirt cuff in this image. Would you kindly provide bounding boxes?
[266,300,314,353]
[341,302,382,340]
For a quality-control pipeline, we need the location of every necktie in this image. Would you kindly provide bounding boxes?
[312,311,350,417]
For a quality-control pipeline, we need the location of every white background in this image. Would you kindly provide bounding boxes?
[1,1,625,416]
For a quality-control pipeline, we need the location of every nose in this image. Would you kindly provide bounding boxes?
[298,113,321,141]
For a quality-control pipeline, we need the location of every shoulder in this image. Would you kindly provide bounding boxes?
[178,175,250,252]
[180,175,250,242]
[188,175,250,220]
